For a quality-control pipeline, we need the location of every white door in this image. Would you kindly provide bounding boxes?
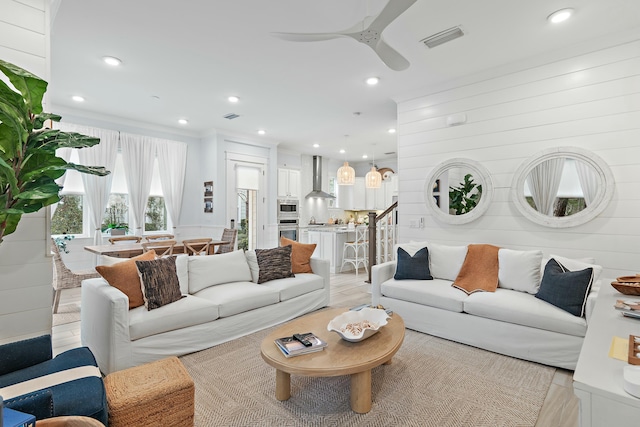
[226,153,267,249]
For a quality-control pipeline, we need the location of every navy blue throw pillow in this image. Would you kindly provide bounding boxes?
[535,258,593,317]
[394,247,433,280]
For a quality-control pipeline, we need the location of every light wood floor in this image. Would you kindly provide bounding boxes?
[52,269,578,426]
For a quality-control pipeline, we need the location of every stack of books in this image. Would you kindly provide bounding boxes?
[274,332,327,357]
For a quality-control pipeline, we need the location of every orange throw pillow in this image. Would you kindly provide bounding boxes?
[280,237,316,274]
[95,250,157,309]
[452,244,500,295]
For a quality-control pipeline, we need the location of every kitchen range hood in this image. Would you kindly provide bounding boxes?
[305,155,335,199]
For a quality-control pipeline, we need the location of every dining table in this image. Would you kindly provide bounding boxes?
[84,239,230,258]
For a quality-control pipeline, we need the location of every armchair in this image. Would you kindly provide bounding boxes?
[0,335,108,425]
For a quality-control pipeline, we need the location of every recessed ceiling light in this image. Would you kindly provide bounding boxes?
[72,95,85,102]
[228,96,240,103]
[339,149,346,154]
[102,56,122,66]
[313,143,319,148]
[366,77,379,85]
[547,8,574,24]
[258,129,266,135]
[178,119,188,125]
[388,128,396,134]
[362,154,368,159]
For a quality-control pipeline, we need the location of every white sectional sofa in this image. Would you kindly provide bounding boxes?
[372,242,602,370]
[82,250,330,374]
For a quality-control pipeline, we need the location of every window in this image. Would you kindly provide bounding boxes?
[52,150,170,236]
[51,194,83,234]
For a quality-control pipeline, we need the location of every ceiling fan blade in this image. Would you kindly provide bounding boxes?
[369,0,418,31]
[271,32,345,42]
[374,37,410,71]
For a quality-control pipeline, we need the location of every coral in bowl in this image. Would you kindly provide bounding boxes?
[327,308,390,342]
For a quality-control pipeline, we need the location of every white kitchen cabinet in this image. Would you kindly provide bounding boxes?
[307,230,352,273]
[277,168,300,198]
[353,177,366,210]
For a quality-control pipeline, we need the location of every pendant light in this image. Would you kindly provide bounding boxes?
[337,147,355,185]
[365,149,382,189]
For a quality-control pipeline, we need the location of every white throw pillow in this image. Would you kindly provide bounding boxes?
[428,243,468,281]
[548,254,603,292]
[174,254,189,294]
[188,250,252,293]
[498,249,543,294]
[244,250,260,283]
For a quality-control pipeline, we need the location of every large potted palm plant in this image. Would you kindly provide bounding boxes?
[0,59,109,243]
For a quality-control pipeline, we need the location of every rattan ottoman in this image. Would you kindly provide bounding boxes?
[104,356,194,427]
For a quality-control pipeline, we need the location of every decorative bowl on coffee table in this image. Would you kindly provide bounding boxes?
[327,307,390,342]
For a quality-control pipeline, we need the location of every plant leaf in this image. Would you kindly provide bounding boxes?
[27,130,101,152]
[0,155,19,196]
[0,59,47,116]
[33,113,62,130]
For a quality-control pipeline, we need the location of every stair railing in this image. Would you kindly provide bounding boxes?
[367,201,398,283]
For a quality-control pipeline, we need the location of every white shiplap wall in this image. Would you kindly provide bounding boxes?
[0,0,51,344]
[396,36,640,280]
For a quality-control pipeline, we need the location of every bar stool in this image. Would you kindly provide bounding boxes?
[340,226,368,276]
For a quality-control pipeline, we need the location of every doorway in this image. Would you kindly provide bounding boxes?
[226,153,266,249]
[237,189,257,250]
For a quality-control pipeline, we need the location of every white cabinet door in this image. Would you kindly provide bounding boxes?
[353,177,366,210]
[287,169,300,198]
[320,233,334,269]
[307,231,322,258]
[277,168,300,198]
[337,183,353,209]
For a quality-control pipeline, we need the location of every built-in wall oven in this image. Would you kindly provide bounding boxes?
[277,199,299,219]
[278,218,299,241]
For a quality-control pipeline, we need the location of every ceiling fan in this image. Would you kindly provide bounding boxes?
[272,0,417,71]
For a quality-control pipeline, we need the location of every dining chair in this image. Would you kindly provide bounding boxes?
[182,238,212,256]
[51,239,100,313]
[340,226,369,277]
[215,228,237,254]
[108,236,142,244]
[143,234,175,242]
[141,239,177,257]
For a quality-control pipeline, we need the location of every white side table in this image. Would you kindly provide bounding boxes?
[573,282,640,426]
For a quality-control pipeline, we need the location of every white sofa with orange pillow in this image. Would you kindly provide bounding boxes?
[82,243,328,374]
[371,242,603,369]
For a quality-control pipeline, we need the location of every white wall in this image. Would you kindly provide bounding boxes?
[396,34,640,280]
[0,0,52,344]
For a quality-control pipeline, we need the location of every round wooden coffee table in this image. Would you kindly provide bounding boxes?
[260,307,404,413]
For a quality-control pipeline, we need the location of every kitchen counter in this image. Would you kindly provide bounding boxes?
[300,225,366,233]
[299,227,366,273]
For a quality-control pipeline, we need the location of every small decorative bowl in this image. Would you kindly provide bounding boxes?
[327,308,390,342]
[612,281,640,296]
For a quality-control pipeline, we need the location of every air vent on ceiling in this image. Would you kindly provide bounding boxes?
[384,151,396,155]
[420,26,464,49]
[223,113,240,120]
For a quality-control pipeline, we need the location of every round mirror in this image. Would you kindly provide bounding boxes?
[424,158,493,224]
[510,147,614,228]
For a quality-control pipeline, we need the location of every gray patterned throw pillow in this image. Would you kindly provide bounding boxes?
[255,246,295,284]
[135,256,183,310]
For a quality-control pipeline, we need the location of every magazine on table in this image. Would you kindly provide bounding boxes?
[274,332,327,357]
[614,299,640,319]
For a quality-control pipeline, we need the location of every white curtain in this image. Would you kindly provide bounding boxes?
[51,147,73,217]
[157,139,187,231]
[121,133,156,236]
[575,160,598,206]
[528,157,565,216]
[58,124,118,244]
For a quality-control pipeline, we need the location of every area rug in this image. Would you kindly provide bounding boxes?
[180,327,555,427]
[52,302,81,326]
